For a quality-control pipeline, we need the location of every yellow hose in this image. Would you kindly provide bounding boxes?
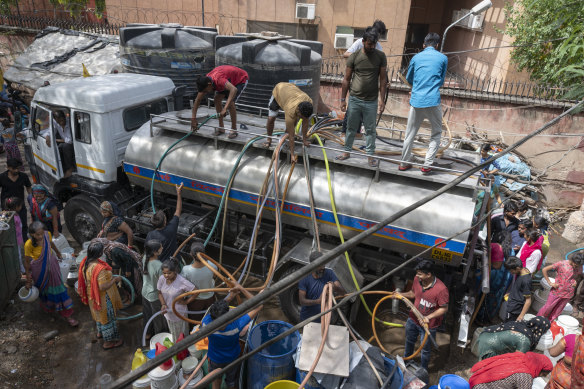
[313,134,402,328]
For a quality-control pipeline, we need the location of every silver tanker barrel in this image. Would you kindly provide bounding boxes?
[123,110,479,267]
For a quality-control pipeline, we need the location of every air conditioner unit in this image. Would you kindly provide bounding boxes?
[452,10,462,24]
[469,14,485,29]
[296,3,316,19]
[458,9,471,26]
[334,33,354,49]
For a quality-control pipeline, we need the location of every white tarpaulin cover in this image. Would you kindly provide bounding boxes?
[4,27,121,91]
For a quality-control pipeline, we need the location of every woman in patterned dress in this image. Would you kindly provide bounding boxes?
[476,316,551,360]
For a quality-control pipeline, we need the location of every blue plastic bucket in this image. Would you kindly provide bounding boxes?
[438,374,469,389]
[383,357,404,389]
[247,320,300,389]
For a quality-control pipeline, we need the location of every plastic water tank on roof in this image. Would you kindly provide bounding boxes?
[215,33,322,114]
[119,23,217,98]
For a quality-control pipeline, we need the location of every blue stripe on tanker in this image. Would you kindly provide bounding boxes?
[123,162,466,255]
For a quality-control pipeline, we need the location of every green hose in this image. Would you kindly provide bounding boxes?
[117,276,142,321]
[150,114,218,213]
[313,134,402,328]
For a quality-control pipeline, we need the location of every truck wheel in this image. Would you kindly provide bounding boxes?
[64,195,103,244]
[278,265,302,324]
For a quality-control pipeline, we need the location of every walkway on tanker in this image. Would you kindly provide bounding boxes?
[152,107,481,190]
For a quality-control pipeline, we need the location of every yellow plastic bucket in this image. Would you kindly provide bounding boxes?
[264,380,300,389]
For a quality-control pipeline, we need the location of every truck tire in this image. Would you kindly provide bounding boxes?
[278,264,302,324]
[64,194,103,244]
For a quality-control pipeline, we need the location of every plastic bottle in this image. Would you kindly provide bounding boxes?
[132,348,147,370]
[176,333,189,361]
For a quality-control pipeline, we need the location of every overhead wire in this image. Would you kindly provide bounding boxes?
[110,100,584,388]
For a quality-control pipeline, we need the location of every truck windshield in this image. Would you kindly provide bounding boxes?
[123,98,168,131]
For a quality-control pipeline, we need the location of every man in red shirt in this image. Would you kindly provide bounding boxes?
[191,65,249,139]
[401,259,449,371]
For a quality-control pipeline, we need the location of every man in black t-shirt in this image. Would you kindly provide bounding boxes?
[0,158,31,236]
[146,183,183,263]
[503,256,532,322]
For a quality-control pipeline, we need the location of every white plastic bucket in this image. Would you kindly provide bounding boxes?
[76,249,87,265]
[132,375,151,388]
[557,315,580,334]
[531,289,547,313]
[18,286,39,302]
[536,330,553,351]
[150,332,173,351]
[148,360,177,389]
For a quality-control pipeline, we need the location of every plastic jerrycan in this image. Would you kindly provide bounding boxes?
[132,348,147,370]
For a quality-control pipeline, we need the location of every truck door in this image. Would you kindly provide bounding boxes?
[30,104,63,183]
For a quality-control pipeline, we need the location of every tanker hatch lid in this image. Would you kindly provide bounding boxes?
[238,31,293,40]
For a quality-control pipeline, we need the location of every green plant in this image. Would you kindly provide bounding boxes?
[504,0,584,98]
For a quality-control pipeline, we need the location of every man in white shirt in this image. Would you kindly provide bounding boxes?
[342,20,386,58]
[49,111,75,177]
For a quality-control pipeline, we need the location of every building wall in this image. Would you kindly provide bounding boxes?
[440,0,530,82]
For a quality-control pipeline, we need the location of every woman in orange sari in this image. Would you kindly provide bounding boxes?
[78,241,124,349]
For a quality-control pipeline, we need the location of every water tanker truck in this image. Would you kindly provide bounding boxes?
[24,74,488,333]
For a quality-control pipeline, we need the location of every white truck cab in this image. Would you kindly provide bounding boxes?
[25,73,178,242]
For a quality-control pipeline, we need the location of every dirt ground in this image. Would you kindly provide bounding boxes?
[0,146,582,388]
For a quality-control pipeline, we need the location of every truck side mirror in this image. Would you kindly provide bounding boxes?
[172,86,187,110]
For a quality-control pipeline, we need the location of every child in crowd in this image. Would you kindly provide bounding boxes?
[538,253,584,321]
[141,239,168,340]
[5,197,24,273]
[503,256,532,322]
[157,258,197,342]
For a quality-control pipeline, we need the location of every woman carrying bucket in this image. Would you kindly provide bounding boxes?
[23,221,78,327]
[78,241,124,349]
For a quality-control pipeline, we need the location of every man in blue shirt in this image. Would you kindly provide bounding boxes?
[299,251,345,322]
[202,283,263,389]
[400,33,448,174]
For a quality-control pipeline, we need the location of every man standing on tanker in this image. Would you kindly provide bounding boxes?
[337,29,387,167]
[399,33,448,174]
[263,82,314,162]
[191,65,249,139]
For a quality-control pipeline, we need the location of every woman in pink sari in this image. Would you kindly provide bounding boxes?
[23,221,78,327]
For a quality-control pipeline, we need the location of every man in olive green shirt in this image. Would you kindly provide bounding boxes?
[338,29,387,167]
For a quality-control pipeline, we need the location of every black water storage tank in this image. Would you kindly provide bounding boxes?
[215,34,323,114]
[119,23,217,97]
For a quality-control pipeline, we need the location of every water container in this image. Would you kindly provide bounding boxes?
[150,332,173,351]
[148,360,177,389]
[438,374,469,389]
[119,24,217,99]
[18,286,39,302]
[264,381,299,389]
[557,315,580,334]
[59,260,71,283]
[177,366,203,388]
[532,289,547,313]
[536,330,554,351]
[215,34,323,115]
[77,249,87,265]
[247,320,301,389]
[382,357,404,389]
